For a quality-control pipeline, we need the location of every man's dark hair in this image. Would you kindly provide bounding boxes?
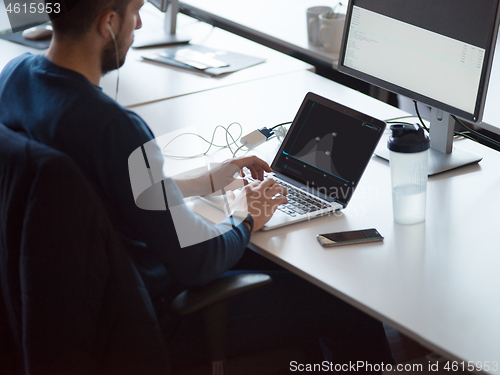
[45,0,132,39]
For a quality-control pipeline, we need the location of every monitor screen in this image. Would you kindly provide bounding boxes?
[4,1,50,33]
[271,93,385,205]
[338,0,500,123]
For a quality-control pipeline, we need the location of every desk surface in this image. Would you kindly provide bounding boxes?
[180,0,344,67]
[0,3,312,108]
[134,70,500,374]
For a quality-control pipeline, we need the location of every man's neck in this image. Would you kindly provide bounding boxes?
[45,37,103,86]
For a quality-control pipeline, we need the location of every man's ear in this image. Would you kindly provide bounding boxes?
[97,10,119,40]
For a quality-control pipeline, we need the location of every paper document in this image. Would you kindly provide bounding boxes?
[142,44,265,77]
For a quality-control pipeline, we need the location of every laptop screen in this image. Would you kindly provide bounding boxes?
[271,92,386,206]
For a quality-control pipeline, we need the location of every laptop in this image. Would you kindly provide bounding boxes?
[204,92,386,231]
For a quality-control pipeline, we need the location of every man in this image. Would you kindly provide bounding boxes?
[0,0,396,372]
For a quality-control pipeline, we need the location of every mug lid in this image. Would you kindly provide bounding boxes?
[387,123,430,153]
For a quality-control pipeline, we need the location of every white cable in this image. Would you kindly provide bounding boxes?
[232,143,246,158]
[108,25,120,102]
[162,122,244,159]
[384,114,430,123]
[267,125,288,141]
[161,121,292,159]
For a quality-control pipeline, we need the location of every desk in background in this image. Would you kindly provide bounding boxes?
[0,3,312,108]
[101,3,313,108]
[134,70,500,375]
[179,0,500,139]
[179,0,343,68]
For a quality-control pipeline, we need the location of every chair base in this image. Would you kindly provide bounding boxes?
[212,360,224,375]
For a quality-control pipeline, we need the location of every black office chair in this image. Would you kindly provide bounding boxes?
[0,123,270,375]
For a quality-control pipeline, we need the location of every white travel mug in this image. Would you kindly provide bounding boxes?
[388,124,430,225]
[318,12,346,54]
[307,6,333,46]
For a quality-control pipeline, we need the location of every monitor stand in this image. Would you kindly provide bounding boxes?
[374,108,482,175]
[133,0,190,49]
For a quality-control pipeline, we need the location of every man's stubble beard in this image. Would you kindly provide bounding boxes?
[101,27,128,76]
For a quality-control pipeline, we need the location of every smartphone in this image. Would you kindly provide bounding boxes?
[317,229,383,247]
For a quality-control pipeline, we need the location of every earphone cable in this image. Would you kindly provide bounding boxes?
[108,26,120,101]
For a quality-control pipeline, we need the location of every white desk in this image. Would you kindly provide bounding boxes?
[101,4,313,108]
[180,0,345,67]
[0,3,312,108]
[134,70,500,374]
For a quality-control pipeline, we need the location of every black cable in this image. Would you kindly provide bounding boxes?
[412,101,500,150]
[413,101,429,132]
[451,114,500,149]
[386,121,414,126]
[270,121,292,130]
[454,131,477,142]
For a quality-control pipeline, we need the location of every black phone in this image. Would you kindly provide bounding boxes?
[317,229,383,247]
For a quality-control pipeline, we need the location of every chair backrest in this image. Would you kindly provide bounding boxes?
[0,124,170,374]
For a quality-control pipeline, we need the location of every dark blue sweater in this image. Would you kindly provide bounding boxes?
[0,53,249,298]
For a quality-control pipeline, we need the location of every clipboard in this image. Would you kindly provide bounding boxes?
[142,44,266,76]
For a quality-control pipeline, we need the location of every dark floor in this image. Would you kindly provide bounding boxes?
[384,325,432,364]
[177,324,433,375]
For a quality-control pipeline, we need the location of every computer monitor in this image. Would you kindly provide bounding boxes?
[133,0,189,48]
[0,1,51,48]
[338,0,500,174]
[3,1,49,33]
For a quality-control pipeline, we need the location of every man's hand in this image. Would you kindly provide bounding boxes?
[173,156,272,197]
[229,178,288,232]
[224,155,272,181]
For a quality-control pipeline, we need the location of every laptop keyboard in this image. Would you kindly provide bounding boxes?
[244,175,330,217]
[275,180,329,217]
